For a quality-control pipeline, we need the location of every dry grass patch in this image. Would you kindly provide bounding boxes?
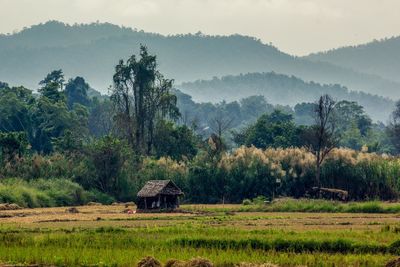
[0,203,22,211]
[138,256,162,267]
[386,258,400,267]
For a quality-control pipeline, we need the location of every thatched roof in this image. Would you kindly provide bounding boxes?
[137,180,184,198]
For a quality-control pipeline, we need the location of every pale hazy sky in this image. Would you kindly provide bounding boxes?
[1,0,399,55]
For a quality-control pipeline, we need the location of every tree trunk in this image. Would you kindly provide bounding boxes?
[316,151,321,187]
[147,119,154,155]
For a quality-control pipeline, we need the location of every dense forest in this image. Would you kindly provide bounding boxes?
[2,46,400,208]
[179,72,393,122]
[1,21,399,99]
[306,36,400,84]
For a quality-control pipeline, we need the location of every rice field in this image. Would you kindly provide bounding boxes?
[1,203,400,266]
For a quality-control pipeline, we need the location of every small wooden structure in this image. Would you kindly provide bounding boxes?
[136,180,184,211]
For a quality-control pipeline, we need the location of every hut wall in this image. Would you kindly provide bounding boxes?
[137,194,179,210]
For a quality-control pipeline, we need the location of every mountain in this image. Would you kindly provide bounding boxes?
[1,21,399,99]
[306,36,400,86]
[178,72,394,122]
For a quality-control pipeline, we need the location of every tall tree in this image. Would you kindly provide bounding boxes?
[335,100,372,136]
[0,81,8,89]
[307,95,339,186]
[387,100,400,154]
[0,132,28,163]
[32,70,88,153]
[153,120,198,160]
[38,69,65,102]
[233,110,298,149]
[209,113,234,140]
[0,85,34,136]
[88,98,113,137]
[111,46,179,155]
[65,77,90,109]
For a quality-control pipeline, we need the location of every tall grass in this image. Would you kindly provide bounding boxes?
[173,237,390,254]
[183,199,400,213]
[0,225,395,266]
[0,178,114,208]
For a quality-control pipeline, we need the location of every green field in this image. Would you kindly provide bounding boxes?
[1,203,400,266]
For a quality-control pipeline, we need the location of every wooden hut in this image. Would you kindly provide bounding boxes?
[136,180,184,211]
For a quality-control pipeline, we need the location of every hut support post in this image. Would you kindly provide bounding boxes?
[144,198,147,209]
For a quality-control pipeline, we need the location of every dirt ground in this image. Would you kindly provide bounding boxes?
[1,204,400,231]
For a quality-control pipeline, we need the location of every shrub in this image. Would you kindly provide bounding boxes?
[389,240,400,255]
[242,199,252,206]
[137,256,162,267]
[0,178,108,208]
[87,189,115,205]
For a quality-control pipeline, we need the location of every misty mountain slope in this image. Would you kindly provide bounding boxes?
[1,21,399,99]
[306,36,400,84]
[0,21,144,50]
[179,72,394,122]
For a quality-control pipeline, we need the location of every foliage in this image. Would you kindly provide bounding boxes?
[0,132,28,162]
[153,120,198,160]
[182,73,394,122]
[85,135,130,195]
[1,44,400,206]
[0,178,99,208]
[0,221,395,266]
[65,76,91,109]
[233,110,300,149]
[111,46,180,155]
[38,69,65,102]
[1,21,398,122]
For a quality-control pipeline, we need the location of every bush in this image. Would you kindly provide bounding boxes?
[389,240,400,255]
[87,189,115,205]
[242,199,252,205]
[252,196,267,205]
[0,178,112,208]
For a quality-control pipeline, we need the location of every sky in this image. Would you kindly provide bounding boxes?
[1,0,400,56]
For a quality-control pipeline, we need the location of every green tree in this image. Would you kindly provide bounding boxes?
[87,136,128,195]
[387,100,400,154]
[31,98,73,153]
[340,122,363,150]
[38,69,65,102]
[335,100,372,136]
[0,81,8,89]
[32,71,89,153]
[294,103,316,126]
[154,120,198,160]
[88,98,113,137]
[0,85,35,137]
[65,77,91,109]
[234,110,298,149]
[240,95,274,122]
[111,45,180,155]
[0,132,28,163]
[52,104,89,153]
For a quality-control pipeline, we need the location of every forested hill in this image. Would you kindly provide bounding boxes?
[179,72,393,122]
[305,36,400,84]
[1,21,399,99]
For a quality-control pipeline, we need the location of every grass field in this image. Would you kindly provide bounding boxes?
[1,202,400,266]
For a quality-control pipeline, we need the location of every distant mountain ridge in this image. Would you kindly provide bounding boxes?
[179,72,394,122]
[305,36,400,85]
[1,21,399,99]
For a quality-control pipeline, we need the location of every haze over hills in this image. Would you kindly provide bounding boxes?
[179,72,394,122]
[1,21,399,100]
[306,36,400,84]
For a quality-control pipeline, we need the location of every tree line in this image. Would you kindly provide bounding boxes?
[2,46,400,206]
